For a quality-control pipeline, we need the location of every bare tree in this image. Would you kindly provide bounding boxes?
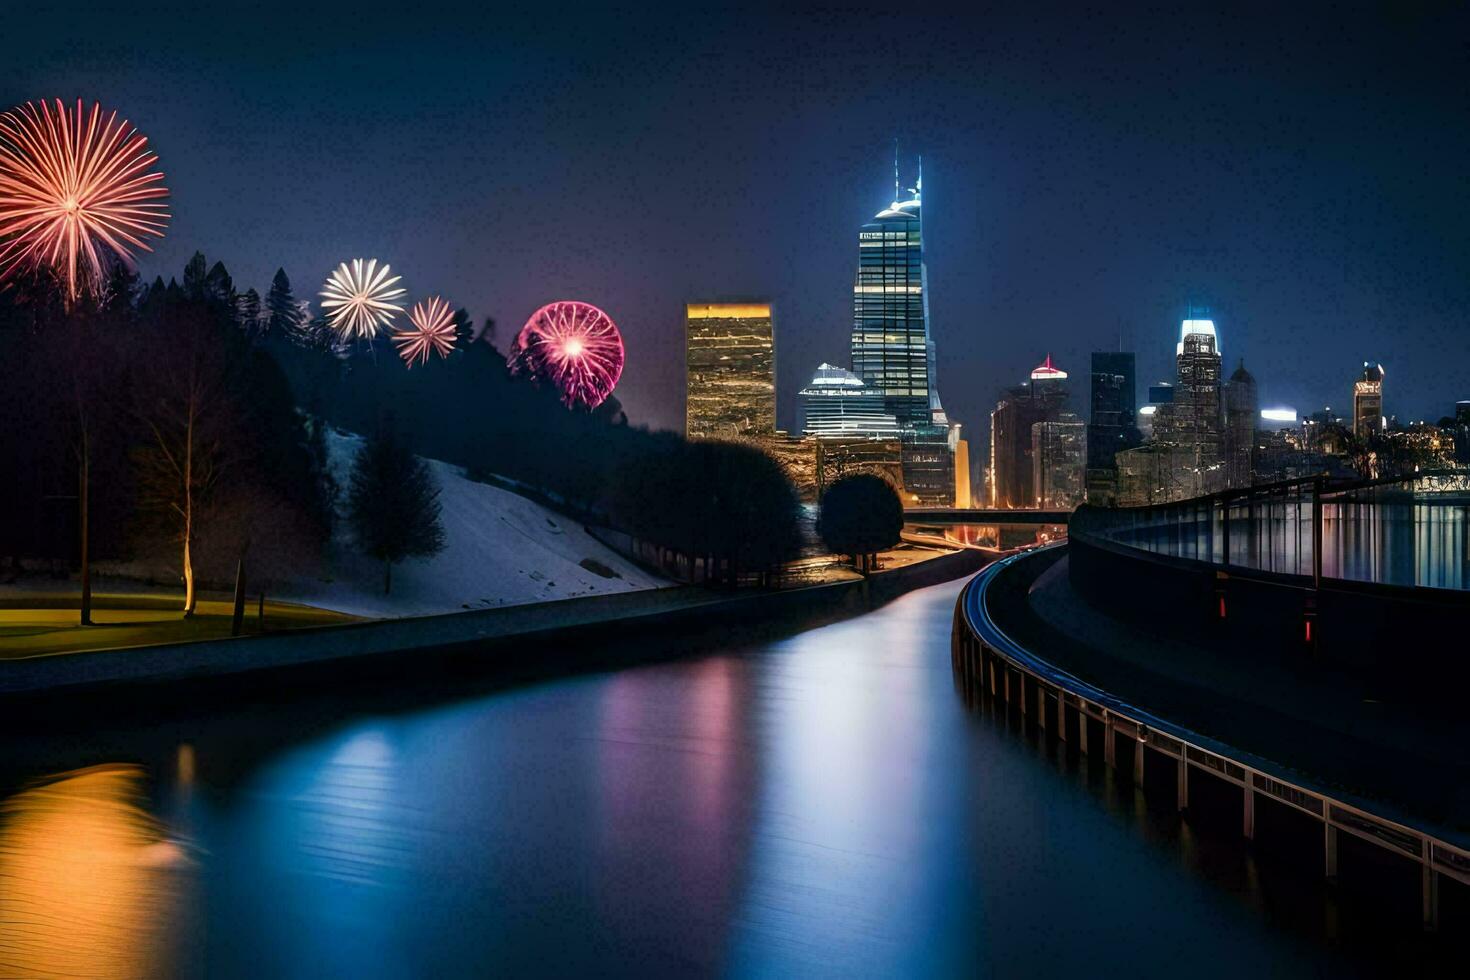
[132,302,240,616]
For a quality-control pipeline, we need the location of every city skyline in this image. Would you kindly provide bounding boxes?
[4,6,1468,972]
[8,6,1465,444]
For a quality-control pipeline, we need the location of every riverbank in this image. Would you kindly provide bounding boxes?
[0,542,995,700]
[0,593,356,660]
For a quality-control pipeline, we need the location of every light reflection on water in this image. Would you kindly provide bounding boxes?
[1110,501,1470,590]
[0,765,193,979]
[0,579,1446,976]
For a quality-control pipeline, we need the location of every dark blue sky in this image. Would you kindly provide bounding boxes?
[8,4,1468,439]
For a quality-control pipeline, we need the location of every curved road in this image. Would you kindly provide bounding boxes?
[0,578,1429,976]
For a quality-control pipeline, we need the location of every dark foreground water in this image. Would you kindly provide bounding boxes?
[0,579,1449,977]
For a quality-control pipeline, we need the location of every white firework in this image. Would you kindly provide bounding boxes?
[319,258,406,340]
[393,295,458,366]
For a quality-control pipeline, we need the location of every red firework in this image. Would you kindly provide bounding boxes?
[0,99,169,303]
[508,301,624,409]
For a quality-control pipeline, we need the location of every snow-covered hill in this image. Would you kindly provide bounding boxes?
[284,431,668,618]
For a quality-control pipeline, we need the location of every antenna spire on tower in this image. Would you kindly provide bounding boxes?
[893,137,900,201]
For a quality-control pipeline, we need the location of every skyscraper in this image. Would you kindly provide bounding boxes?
[1032,416,1086,509]
[1224,360,1258,488]
[989,355,1071,508]
[850,159,955,505]
[851,170,931,427]
[1085,351,1138,504]
[1153,315,1224,497]
[1353,362,1385,439]
[685,302,775,440]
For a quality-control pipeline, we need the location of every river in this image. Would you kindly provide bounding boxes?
[0,577,1441,977]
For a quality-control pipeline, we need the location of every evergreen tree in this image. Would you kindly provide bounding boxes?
[236,287,262,337]
[182,251,208,297]
[266,267,301,341]
[100,264,140,316]
[205,261,235,308]
[347,423,445,594]
[142,275,167,311]
[452,307,474,349]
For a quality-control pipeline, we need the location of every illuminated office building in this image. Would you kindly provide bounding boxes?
[954,438,971,508]
[1085,351,1138,505]
[798,364,902,439]
[989,355,1071,508]
[1353,362,1385,439]
[685,302,775,439]
[850,159,956,504]
[902,424,959,507]
[1152,315,1224,498]
[1032,415,1086,509]
[851,168,933,427]
[1224,360,1258,488]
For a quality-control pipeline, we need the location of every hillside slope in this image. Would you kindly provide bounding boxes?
[284,431,667,617]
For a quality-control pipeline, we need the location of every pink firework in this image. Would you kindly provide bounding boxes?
[0,99,169,303]
[393,295,458,366]
[508,301,624,409]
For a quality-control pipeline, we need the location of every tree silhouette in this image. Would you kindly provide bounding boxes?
[347,422,445,594]
[265,267,301,342]
[818,473,904,574]
[608,438,801,585]
[236,287,262,337]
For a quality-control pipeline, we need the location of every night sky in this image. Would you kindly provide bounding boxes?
[8,4,1468,442]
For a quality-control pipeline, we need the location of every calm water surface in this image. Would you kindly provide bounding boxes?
[0,578,1444,977]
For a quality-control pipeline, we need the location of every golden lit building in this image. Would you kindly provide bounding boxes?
[1353,361,1385,439]
[953,438,971,508]
[686,302,776,439]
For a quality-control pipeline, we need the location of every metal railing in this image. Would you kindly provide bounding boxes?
[1072,470,1470,591]
[952,548,1470,931]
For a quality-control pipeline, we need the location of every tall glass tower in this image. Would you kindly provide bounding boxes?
[850,161,955,505]
[851,174,934,428]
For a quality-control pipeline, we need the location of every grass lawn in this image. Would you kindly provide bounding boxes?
[0,593,358,660]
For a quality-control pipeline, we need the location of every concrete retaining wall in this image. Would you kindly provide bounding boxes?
[1068,531,1470,691]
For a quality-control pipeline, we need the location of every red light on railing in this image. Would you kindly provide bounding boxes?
[1218,595,1227,619]
[1305,620,1312,643]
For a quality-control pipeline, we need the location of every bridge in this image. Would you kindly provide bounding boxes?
[906,508,1071,525]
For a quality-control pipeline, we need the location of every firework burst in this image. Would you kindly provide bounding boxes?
[0,98,169,303]
[508,301,624,410]
[319,258,406,340]
[393,295,458,366]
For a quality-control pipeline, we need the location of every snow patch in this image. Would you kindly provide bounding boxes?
[283,431,667,618]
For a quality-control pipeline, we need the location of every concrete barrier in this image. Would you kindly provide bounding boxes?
[1067,529,1470,692]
